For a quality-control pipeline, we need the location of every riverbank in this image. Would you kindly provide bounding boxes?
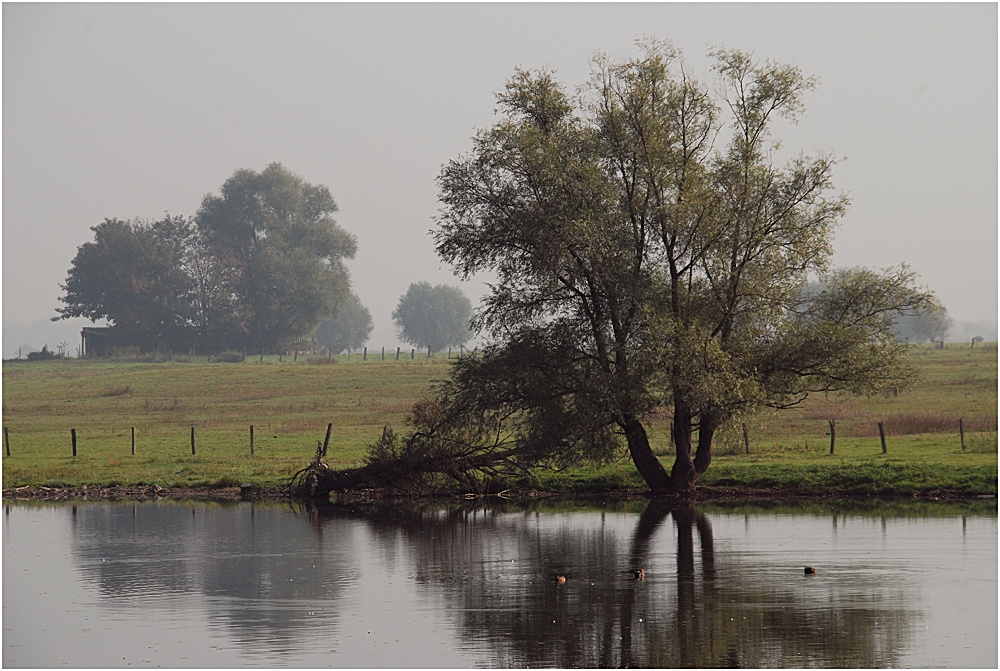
[4,483,995,505]
[3,345,996,498]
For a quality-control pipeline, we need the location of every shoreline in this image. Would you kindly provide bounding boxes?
[3,484,996,504]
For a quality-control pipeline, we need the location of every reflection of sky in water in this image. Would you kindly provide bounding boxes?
[3,501,996,668]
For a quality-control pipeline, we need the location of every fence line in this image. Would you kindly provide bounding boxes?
[0,415,989,460]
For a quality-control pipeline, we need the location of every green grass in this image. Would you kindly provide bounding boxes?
[1,354,450,489]
[2,345,996,495]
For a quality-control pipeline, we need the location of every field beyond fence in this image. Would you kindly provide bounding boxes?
[1,345,997,496]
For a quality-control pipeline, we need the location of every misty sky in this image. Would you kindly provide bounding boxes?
[3,2,997,353]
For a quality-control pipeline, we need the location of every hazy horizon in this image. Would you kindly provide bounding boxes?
[4,3,997,356]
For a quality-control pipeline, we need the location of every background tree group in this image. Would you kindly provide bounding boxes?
[56,164,358,354]
[367,40,934,496]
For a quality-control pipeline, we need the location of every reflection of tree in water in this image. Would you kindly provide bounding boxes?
[68,499,920,667]
[69,501,354,661]
[318,499,916,667]
[661,503,914,668]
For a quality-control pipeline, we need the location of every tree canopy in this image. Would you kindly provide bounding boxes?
[314,290,374,354]
[195,163,357,351]
[392,282,473,352]
[55,216,195,351]
[55,164,357,354]
[365,40,932,496]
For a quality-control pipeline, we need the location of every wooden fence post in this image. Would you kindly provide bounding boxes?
[878,421,887,454]
[131,427,135,456]
[396,347,400,361]
[741,423,750,454]
[959,418,966,451]
[829,419,835,455]
[250,425,255,456]
[363,347,367,361]
[191,427,196,455]
[71,428,77,457]
[4,427,9,457]
[322,423,333,458]
[411,348,415,360]
[382,347,385,361]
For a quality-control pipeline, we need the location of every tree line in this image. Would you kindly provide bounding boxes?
[54,163,473,356]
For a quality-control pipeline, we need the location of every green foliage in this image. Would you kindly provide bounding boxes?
[314,290,373,354]
[392,282,473,352]
[195,163,357,352]
[428,38,934,494]
[55,216,194,350]
[54,164,357,355]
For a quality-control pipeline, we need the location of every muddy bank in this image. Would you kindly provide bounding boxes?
[1,484,283,502]
[2,484,994,504]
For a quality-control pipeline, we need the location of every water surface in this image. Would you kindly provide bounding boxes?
[3,499,996,667]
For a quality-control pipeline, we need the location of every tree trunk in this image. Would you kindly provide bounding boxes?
[623,415,673,494]
[667,404,697,494]
[693,413,719,476]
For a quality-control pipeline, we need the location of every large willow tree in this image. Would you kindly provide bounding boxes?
[360,40,931,497]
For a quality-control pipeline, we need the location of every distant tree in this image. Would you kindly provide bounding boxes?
[314,291,374,354]
[909,304,953,344]
[54,216,194,350]
[891,301,953,344]
[195,163,357,352]
[392,282,473,352]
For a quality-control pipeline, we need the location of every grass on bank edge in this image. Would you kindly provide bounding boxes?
[2,345,996,497]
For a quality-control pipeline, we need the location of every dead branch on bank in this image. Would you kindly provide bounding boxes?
[289,401,533,502]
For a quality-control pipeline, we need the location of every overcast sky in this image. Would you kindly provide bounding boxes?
[3,2,997,354]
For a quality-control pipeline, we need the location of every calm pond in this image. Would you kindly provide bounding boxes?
[3,498,996,668]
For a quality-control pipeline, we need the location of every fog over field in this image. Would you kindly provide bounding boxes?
[3,3,997,356]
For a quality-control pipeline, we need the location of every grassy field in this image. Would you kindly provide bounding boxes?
[2,344,996,496]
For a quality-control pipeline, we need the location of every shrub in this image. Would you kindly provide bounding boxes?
[26,346,59,361]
